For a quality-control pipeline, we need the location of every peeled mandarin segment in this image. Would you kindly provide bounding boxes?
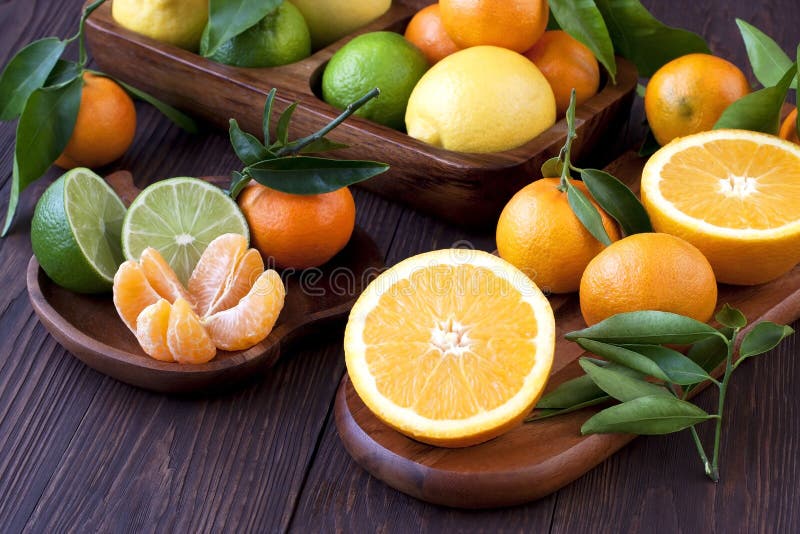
[188,233,248,317]
[167,298,217,364]
[112,260,161,333]
[206,248,265,317]
[139,247,195,305]
[135,299,174,362]
[203,270,286,352]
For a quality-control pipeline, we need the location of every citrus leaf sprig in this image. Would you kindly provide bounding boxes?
[544,90,652,245]
[528,306,794,482]
[0,0,199,237]
[200,0,281,58]
[227,88,390,199]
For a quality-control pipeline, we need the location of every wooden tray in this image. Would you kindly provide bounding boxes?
[334,152,800,508]
[26,173,385,394]
[84,0,638,227]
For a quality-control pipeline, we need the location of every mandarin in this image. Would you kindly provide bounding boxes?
[404,4,461,65]
[439,0,549,53]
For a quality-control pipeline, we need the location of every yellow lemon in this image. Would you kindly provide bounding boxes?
[405,46,556,153]
[112,0,209,52]
[292,0,392,50]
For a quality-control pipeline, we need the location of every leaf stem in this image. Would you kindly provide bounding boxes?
[275,88,380,157]
[72,0,106,64]
[709,336,736,482]
[557,89,579,193]
[667,383,713,477]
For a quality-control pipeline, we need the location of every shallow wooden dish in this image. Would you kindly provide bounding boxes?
[334,153,800,508]
[84,0,638,227]
[26,174,385,394]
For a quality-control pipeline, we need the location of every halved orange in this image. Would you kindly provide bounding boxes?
[113,260,161,332]
[343,249,555,448]
[641,129,800,285]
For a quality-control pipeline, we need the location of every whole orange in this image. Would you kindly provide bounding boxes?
[439,0,549,53]
[496,178,620,294]
[779,107,799,145]
[644,54,750,146]
[237,183,356,269]
[55,72,137,169]
[579,233,717,326]
[524,30,600,117]
[404,4,461,65]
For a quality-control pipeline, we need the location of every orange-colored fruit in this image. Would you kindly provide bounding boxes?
[344,249,556,447]
[439,0,548,53]
[139,247,194,305]
[496,178,621,294]
[188,233,249,316]
[779,107,799,145]
[237,183,356,269]
[206,249,264,317]
[113,260,161,332]
[579,233,717,326]
[135,299,173,362]
[644,54,750,146]
[524,30,600,117]
[55,72,136,169]
[203,269,286,351]
[167,298,217,364]
[404,4,461,65]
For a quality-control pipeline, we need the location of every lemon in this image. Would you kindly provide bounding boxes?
[405,46,556,153]
[322,31,428,130]
[292,0,392,50]
[112,0,209,52]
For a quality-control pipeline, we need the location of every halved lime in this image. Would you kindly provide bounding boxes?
[121,178,249,284]
[31,168,127,293]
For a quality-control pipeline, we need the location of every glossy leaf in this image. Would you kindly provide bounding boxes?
[228,170,250,200]
[229,119,270,166]
[566,311,725,345]
[247,156,389,194]
[738,322,794,361]
[626,344,711,386]
[549,0,617,83]
[715,304,747,330]
[541,156,565,178]
[714,64,796,134]
[736,19,795,87]
[3,77,82,235]
[527,396,611,422]
[686,333,730,373]
[202,0,281,57]
[108,75,200,134]
[275,102,298,147]
[537,373,604,409]
[0,37,66,120]
[595,0,710,77]
[580,358,671,401]
[297,137,349,154]
[45,60,82,88]
[576,338,670,381]
[581,168,652,235]
[582,395,714,435]
[263,88,276,145]
[567,181,613,246]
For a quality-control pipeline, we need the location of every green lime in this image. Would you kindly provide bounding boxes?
[322,31,429,130]
[31,168,126,294]
[201,2,311,67]
[121,178,249,285]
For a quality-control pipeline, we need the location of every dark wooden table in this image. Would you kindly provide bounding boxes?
[1,1,798,532]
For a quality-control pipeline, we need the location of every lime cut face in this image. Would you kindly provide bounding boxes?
[122,178,249,284]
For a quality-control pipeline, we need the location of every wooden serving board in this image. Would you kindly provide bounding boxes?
[26,173,385,394]
[334,152,800,508]
[84,0,637,227]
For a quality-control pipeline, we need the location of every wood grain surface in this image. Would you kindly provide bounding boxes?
[0,0,798,532]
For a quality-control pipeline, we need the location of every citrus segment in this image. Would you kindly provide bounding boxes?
[344,249,555,447]
[167,298,217,364]
[188,233,248,317]
[113,260,161,332]
[203,270,286,352]
[206,249,265,317]
[135,299,174,362]
[139,247,194,305]
[641,129,800,285]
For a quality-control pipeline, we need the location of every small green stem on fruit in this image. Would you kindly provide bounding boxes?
[709,334,737,483]
[71,0,106,65]
[667,381,713,478]
[276,87,380,157]
[557,89,579,193]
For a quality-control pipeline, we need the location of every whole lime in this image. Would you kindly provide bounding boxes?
[322,32,429,130]
[201,2,311,68]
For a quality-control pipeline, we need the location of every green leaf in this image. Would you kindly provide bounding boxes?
[537,373,604,409]
[263,88,276,145]
[297,137,349,154]
[638,127,661,156]
[541,156,565,178]
[549,0,617,83]
[625,344,711,386]
[715,304,747,329]
[45,60,82,88]
[229,119,271,166]
[105,75,200,134]
[714,64,796,134]
[686,333,730,373]
[3,77,82,235]
[581,395,715,435]
[566,311,725,345]
[201,0,281,58]
[566,181,612,246]
[580,169,652,235]
[636,83,646,98]
[275,102,298,147]
[528,396,611,422]
[0,37,66,121]
[580,358,671,401]
[247,156,389,194]
[228,170,250,200]
[738,322,794,361]
[595,0,710,77]
[736,19,795,88]
[2,158,21,237]
[576,339,670,381]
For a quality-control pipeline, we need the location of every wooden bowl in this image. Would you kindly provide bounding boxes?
[84,0,638,227]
